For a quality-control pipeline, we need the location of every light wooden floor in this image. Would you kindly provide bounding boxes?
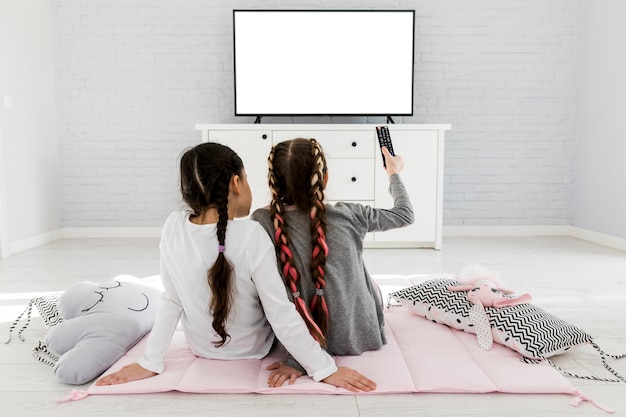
[1,236,624,416]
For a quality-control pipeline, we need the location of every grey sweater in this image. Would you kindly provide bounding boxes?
[251,174,414,358]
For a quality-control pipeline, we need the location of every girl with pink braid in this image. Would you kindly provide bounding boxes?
[251,138,414,386]
[96,142,375,392]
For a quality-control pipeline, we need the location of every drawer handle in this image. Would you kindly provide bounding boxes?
[261,134,268,140]
[351,177,357,182]
[351,141,357,147]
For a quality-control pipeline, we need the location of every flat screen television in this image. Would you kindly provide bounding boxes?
[233,10,415,118]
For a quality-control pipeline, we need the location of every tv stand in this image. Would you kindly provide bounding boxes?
[195,123,451,249]
[386,116,395,124]
[253,116,263,124]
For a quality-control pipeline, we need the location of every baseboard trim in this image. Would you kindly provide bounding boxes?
[9,229,64,256]
[6,227,162,257]
[443,225,626,252]
[569,226,626,252]
[6,225,626,257]
[61,227,162,239]
[443,225,571,237]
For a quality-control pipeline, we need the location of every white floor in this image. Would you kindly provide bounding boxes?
[0,236,624,416]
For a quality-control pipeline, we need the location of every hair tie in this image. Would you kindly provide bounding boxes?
[218,245,225,253]
[292,291,301,299]
[315,288,324,296]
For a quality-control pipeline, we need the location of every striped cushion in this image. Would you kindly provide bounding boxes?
[390,277,592,359]
[5,294,63,343]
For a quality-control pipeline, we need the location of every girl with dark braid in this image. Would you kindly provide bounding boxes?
[96,142,375,392]
[251,138,414,386]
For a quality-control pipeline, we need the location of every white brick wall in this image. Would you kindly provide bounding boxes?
[51,0,582,227]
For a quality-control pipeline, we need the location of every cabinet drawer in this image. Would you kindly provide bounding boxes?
[272,130,375,158]
[324,159,375,201]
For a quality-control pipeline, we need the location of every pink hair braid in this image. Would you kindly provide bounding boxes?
[268,144,326,346]
[308,139,330,337]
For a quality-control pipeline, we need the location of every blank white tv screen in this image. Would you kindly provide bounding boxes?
[233,10,415,116]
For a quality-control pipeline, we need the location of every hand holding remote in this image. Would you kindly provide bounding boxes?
[381,146,404,176]
[375,126,395,167]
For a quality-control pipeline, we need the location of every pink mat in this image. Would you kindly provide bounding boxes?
[59,276,609,412]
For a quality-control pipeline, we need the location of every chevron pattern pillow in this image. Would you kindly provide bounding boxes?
[390,277,592,359]
[5,294,63,343]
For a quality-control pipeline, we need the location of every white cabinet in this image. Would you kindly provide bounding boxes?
[197,124,450,249]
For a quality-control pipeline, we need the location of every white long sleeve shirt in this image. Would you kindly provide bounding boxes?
[139,211,337,381]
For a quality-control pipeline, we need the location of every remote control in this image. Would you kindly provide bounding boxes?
[375,126,395,167]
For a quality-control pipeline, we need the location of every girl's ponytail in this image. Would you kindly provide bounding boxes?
[207,170,234,347]
[180,143,243,347]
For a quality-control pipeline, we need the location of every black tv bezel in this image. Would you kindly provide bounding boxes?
[232,9,416,118]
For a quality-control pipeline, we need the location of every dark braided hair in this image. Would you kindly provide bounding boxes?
[180,142,244,347]
[268,138,329,346]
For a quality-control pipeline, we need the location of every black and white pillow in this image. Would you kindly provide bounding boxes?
[390,277,626,382]
[389,277,592,359]
[5,294,63,343]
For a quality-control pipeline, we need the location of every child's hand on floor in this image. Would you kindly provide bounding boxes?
[266,361,303,387]
[322,367,377,393]
[95,362,157,386]
[267,361,376,392]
